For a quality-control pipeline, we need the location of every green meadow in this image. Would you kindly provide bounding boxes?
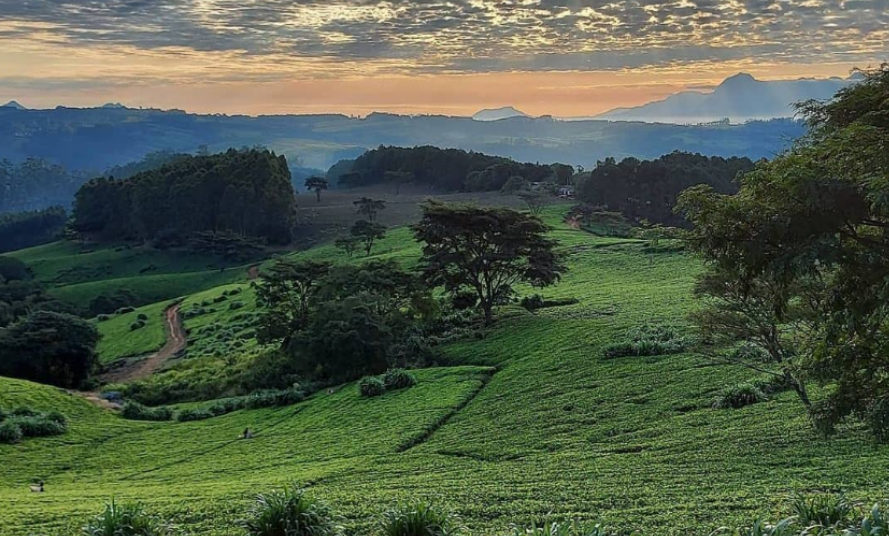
[2,207,887,535]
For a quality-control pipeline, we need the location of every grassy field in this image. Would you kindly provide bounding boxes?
[1,205,888,535]
[95,300,174,364]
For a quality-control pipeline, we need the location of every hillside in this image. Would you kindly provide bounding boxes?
[2,207,887,535]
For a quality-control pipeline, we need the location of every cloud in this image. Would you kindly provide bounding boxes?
[0,0,885,79]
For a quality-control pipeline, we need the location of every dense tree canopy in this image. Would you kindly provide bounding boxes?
[73,149,296,245]
[0,158,90,215]
[0,311,99,388]
[341,146,560,192]
[578,152,755,226]
[413,201,565,325]
[0,206,67,253]
[678,65,889,437]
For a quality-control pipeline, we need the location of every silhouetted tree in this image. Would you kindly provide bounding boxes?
[304,176,328,202]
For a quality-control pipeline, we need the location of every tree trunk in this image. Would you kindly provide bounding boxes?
[482,301,494,326]
[786,371,812,409]
[315,190,321,203]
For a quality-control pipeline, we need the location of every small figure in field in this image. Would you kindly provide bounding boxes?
[29,481,44,493]
[240,427,252,440]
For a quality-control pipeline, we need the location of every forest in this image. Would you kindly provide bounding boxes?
[72,149,297,245]
[333,145,562,192]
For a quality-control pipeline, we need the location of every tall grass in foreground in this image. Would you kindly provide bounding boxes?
[510,520,612,536]
[82,500,172,536]
[379,501,463,536]
[242,486,342,536]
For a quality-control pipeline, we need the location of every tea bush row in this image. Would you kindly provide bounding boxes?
[359,369,418,398]
[0,405,67,444]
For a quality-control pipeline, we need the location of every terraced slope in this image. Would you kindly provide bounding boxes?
[1,208,888,535]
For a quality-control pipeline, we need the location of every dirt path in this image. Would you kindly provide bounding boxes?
[100,304,186,384]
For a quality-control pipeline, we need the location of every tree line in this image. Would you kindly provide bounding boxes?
[0,206,67,254]
[72,149,297,245]
[331,145,563,192]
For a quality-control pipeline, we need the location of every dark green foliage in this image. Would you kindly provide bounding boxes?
[345,145,557,192]
[712,383,767,409]
[379,501,463,536]
[242,485,341,536]
[0,206,67,253]
[0,421,23,444]
[0,311,99,388]
[73,149,296,245]
[359,376,386,398]
[791,493,853,528]
[0,406,67,443]
[89,289,137,316]
[189,231,266,262]
[137,313,148,321]
[130,321,146,331]
[354,197,386,221]
[104,150,190,180]
[116,307,136,314]
[865,399,889,443]
[230,301,244,310]
[120,402,173,422]
[577,152,754,226]
[413,201,565,325]
[0,256,31,282]
[383,369,417,390]
[602,325,687,358]
[520,294,546,311]
[244,387,305,409]
[334,236,360,258]
[175,408,213,422]
[500,176,531,194]
[678,66,889,432]
[82,500,173,536]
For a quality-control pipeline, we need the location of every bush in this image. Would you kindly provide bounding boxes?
[602,325,688,358]
[115,306,136,315]
[510,521,609,536]
[0,421,23,444]
[383,369,418,390]
[244,387,305,409]
[360,376,386,398]
[45,411,67,425]
[712,383,767,409]
[137,313,148,321]
[97,314,111,322]
[176,408,214,422]
[0,405,6,421]
[520,294,545,312]
[791,493,853,528]
[230,301,244,310]
[243,486,341,536]
[10,406,40,418]
[83,499,172,536]
[213,295,228,303]
[10,415,66,437]
[120,402,173,421]
[130,321,146,331]
[379,501,463,536]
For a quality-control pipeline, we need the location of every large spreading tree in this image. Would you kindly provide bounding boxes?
[413,201,565,325]
[678,65,889,437]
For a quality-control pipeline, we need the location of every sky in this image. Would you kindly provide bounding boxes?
[0,0,886,117]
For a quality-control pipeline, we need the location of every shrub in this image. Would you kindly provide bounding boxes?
[712,383,767,409]
[130,321,146,331]
[384,369,418,390]
[10,406,40,418]
[791,493,853,528]
[360,376,386,398]
[83,499,172,536]
[10,415,66,437]
[0,405,6,421]
[44,411,67,426]
[115,306,136,315]
[244,387,305,409]
[213,295,228,303]
[510,521,609,536]
[379,501,463,536]
[602,325,688,358]
[0,421,23,444]
[137,313,148,321]
[230,301,244,310]
[520,294,546,312]
[176,408,214,422]
[120,402,173,422]
[242,486,341,536]
[97,314,111,322]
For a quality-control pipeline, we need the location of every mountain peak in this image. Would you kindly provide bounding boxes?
[472,106,529,121]
[718,72,758,88]
[1,100,27,110]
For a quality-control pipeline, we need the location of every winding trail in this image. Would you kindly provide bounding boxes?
[100,304,186,384]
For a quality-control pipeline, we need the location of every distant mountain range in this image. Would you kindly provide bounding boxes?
[1,100,27,110]
[472,106,529,121]
[594,72,861,124]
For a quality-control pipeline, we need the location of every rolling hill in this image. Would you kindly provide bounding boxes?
[2,206,887,535]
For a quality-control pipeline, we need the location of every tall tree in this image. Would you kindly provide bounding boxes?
[253,260,331,349]
[677,65,889,436]
[350,219,386,256]
[353,197,386,221]
[304,176,329,203]
[384,171,413,195]
[413,201,565,325]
